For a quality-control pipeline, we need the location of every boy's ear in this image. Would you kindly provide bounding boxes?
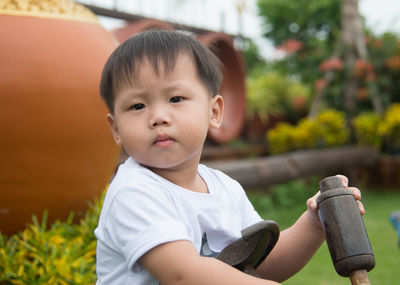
[106,113,122,145]
[209,95,224,129]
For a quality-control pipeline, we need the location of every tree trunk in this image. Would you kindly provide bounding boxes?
[308,69,335,118]
[310,0,384,118]
[341,0,359,117]
[342,0,383,115]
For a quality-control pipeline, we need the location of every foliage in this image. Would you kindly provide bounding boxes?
[367,32,400,107]
[378,103,400,150]
[269,178,318,209]
[0,193,104,284]
[242,39,268,76]
[292,119,321,150]
[353,112,382,148]
[257,0,340,46]
[256,0,400,115]
[267,109,349,154]
[266,122,296,154]
[319,32,400,114]
[248,177,319,218]
[266,103,400,154]
[317,109,349,147]
[257,0,341,84]
[310,32,400,114]
[247,71,310,122]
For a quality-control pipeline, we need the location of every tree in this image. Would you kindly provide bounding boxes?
[242,39,268,75]
[257,0,397,119]
[257,0,342,84]
[257,0,341,46]
[309,0,383,118]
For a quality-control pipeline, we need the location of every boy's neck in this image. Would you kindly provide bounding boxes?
[146,156,209,194]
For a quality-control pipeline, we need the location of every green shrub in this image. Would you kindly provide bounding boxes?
[0,193,104,285]
[353,112,383,148]
[292,118,321,150]
[247,71,310,122]
[248,177,319,215]
[316,109,349,147]
[267,109,348,154]
[267,122,297,154]
[247,192,274,216]
[379,103,400,150]
[266,104,400,154]
[270,178,318,209]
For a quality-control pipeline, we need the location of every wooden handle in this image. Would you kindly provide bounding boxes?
[349,269,371,285]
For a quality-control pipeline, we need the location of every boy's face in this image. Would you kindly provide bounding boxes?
[107,54,223,171]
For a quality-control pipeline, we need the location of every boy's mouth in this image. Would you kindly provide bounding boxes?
[153,134,175,147]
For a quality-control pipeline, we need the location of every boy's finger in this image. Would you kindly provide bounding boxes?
[309,198,317,210]
[357,200,366,215]
[307,191,320,210]
[348,187,362,200]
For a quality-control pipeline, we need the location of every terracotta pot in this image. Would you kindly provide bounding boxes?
[0,12,120,234]
[112,19,173,43]
[197,32,246,144]
[244,113,268,142]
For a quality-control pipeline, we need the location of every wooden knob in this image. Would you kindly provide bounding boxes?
[319,176,343,193]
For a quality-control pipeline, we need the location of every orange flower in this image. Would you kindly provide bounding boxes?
[357,88,368,100]
[372,39,382,48]
[366,70,377,82]
[291,96,306,110]
[315,78,327,91]
[354,59,374,78]
[385,55,400,70]
[277,38,304,54]
[319,57,343,72]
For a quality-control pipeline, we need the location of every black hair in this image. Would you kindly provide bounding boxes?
[100,29,222,113]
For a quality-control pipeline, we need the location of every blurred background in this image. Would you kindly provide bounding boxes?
[0,0,399,284]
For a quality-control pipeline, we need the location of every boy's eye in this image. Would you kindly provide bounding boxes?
[170,96,184,103]
[130,103,145,110]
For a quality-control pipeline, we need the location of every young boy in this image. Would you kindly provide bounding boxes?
[95,30,364,284]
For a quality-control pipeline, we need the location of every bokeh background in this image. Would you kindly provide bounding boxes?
[1,0,399,284]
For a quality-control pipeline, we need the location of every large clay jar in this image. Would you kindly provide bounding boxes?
[0,1,120,234]
[197,32,247,143]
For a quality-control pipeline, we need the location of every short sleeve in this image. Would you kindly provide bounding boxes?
[232,180,263,228]
[104,182,190,272]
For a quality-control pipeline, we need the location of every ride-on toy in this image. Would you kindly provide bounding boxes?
[218,176,375,285]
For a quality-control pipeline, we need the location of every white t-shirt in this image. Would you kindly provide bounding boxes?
[95,157,262,284]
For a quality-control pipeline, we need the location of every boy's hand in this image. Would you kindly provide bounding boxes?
[305,175,365,230]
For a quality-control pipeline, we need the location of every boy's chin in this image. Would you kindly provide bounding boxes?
[137,159,176,169]
[135,150,202,171]
[142,162,182,171]
[140,159,193,172]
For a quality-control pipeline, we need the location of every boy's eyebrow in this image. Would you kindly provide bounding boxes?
[164,79,202,91]
[117,88,149,100]
[120,84,189,95]
[163,84,190,93]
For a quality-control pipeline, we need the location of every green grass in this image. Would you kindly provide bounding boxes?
[248,184,400,285]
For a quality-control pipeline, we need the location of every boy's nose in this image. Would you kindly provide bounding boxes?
[149,108,171,128]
